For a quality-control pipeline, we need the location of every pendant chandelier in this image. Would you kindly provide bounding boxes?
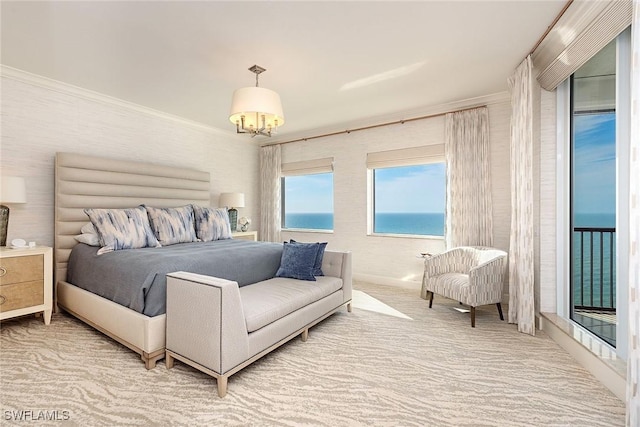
[229,65,284,137]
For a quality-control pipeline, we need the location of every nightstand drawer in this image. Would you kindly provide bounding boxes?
[0,280,44,312]
[0,255,44,285]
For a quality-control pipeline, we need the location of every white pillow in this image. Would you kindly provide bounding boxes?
[80,222,97,235]
[74,222,100,246]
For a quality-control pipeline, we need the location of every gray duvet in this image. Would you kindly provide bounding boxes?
[67,239,283,316]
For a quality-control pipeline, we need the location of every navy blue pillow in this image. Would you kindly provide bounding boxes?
[290,239,327,276]
[275,242,319,281]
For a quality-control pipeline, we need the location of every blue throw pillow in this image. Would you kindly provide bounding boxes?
[290,239,327,276]
[276,242,319,281]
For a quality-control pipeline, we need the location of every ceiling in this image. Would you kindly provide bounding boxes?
[1,1,567,141]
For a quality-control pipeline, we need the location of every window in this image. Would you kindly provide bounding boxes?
[367,145,445,237]
[281,158,334,231]
[569,37,620,347]
[559,28,630,353]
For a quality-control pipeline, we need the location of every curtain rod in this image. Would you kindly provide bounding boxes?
[527,0,574,57]
[264,104,486,147]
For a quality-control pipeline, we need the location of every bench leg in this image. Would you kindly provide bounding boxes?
[165,353,174,369]
[301,328,309,342]
[143,356,156,370]
[217,376,228,398]
[428,291,434,308]
[496,303,504,321]
[470,307,476,328]
[347,302,352,313]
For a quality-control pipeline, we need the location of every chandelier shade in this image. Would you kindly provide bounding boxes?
[229,65,284,137]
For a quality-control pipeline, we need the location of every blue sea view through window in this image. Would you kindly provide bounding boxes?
[282,163,446,236]
[373,163,446,236]
[373,162,445,236]
[570,37,618,347]
[572,113,617,316]
[283,173,334,230]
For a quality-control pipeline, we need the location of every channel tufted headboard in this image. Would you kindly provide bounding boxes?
[54,152,211,284]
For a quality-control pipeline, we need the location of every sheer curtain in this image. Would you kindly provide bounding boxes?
[259,145,281,242]
[444,106,493,249]
[627,1,639,423]
[507,56,535,336]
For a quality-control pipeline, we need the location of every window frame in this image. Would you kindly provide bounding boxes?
[556,28,631,357]
[280,158,335,233]
[366,145,446,239]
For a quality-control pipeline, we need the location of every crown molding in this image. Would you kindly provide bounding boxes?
[0,65,237,138]
[265,91,510,146]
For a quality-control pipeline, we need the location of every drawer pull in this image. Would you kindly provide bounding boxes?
[0,295,5,306]
[0,267,5,277]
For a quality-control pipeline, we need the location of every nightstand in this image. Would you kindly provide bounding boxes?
[0,246,53,325]
[232,231,258,241]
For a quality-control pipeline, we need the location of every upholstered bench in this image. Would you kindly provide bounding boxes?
[165,250,352,397]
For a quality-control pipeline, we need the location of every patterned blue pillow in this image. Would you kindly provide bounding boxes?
[275,242,320,281]
[84,206,161,255]
[144,205,198,246]
[192,205,232,242]
[289,240,327,276]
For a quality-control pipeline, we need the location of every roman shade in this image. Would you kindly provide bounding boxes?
[532,0,632,91]
[281,157,334,176]
[366,144,444,169]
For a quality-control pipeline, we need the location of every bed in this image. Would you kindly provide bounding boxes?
[55,152,259,368]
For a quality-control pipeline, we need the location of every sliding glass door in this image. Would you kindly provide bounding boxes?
[568,29,630,350]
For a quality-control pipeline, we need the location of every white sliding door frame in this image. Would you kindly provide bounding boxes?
[555,29,631,359]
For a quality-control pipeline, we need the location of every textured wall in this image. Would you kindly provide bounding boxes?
[0,73,260,248]
[281,96,512,288]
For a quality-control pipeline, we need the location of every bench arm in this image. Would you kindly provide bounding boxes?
[166,271,249,375]
[322,250,353,304]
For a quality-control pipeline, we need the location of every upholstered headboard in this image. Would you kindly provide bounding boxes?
[54,152,211,284]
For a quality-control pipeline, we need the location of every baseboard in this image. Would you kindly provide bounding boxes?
[539,312,626,401]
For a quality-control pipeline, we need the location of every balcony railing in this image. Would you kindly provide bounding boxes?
[572,227,616,312]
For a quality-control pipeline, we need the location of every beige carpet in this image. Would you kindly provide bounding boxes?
[0,281,625,426]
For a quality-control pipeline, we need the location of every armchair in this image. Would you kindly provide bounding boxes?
[421,246,507,327]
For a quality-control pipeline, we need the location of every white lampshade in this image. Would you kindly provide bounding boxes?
[229,86,285,130]
[219,192,245,209]
[1,176,26,204]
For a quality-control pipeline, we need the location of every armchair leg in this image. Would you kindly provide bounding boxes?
[470,307,476,328]
[496,303,504,321]
[428,291,434,308]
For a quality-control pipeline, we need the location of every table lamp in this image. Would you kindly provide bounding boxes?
[219,192,245,232]
[0,176,27,247]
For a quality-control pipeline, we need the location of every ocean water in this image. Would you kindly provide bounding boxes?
[374,213,444,236]
[572,213,616,309]
[283,212,444,236]
[284,213,334,230]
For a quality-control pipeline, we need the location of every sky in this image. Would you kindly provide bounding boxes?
[284,173,334,214]
[374,163,445,213]
[573,113,616,216]
[283,163,446,214]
